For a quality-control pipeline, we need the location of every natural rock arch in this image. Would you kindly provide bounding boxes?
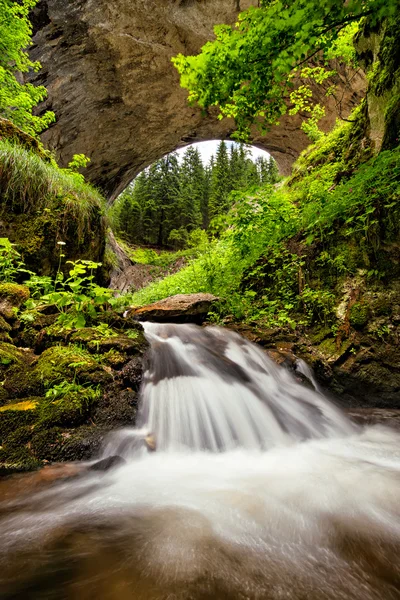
[30,0,365,200]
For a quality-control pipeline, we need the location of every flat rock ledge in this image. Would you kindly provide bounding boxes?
[127,293,219,323]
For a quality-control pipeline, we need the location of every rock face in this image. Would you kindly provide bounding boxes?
[29,0,365,199]
[128,293,219,323]
[0,309,149,475]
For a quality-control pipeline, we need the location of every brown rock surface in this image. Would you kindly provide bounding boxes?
[29,0,365,199]
[128,293,218,322]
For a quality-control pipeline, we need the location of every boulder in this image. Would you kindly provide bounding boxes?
[127,293,219,323]
[0,283,30,320]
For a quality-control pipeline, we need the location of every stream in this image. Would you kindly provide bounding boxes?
[1,323,400,599]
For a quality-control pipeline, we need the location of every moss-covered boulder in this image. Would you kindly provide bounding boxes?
[0,321,148,474]
[349,302,370,329]
[0,315,12,342]
[0,283,30,319]
[0,118,51,161]
[69,327,145,354]
[35,345,112,387]
[0,139,107,280]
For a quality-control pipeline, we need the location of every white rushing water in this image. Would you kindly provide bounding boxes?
[1,323,400,600]
[103,322,354,456]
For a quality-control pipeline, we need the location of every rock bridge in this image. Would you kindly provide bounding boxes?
[30,0,364,200]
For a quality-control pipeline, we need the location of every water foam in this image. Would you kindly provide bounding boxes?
[1,323,400,600]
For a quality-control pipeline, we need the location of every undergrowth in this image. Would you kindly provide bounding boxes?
[125,116,400,329]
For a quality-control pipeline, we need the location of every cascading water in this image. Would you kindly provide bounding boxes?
[1,323,400,600]
[104,322,354,456]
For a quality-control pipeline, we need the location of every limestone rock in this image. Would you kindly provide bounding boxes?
[29,0,365,199]
[128,293,219,322]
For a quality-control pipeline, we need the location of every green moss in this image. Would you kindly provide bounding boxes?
[30,427,64,461]
[0,282,29,299]
[309,326,332,344]
[369,16,400,97]
[349,302,370,329]
[37,391,96,428]
[373,295,393,316]
[0,341,26,370]
[69,328,145,354]
[99,349,128,367]
[0,397,40,439]
[35,344,112,387]
[318,337,353,361]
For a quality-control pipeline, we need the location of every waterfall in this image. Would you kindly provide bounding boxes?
[103,322,354,456]
[294,356,323,393]
[1,323,400,600]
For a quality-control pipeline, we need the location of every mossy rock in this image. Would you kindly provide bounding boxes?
[0,398,40,439]
[30,427,65,462]
[0,390,100,471]
[69,327,145,354]
[0,315,11,333]
[37,391,97,428]
[317,337,354,363]
[0,422,41,475]
[349,302,370,329]
[309,326,332,345]
[2,344,110,400]
[0,118,51,161]
[100,349,128,368]
[0,283,30,319]
[0,342,37,403]
[0,341,27,371]
[34,345,112,387]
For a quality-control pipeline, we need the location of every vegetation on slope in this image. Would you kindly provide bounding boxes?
[110,141,279,248]
[126,109,400,331]
[0,133,106,277]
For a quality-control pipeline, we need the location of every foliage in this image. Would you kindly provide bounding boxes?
[25,259,115,329]
[0,0,55,135]
[125,112,400,328]
[45,379,100,404]
[110,142,279,247]
[172,0,398,139]
[0,238,32,281]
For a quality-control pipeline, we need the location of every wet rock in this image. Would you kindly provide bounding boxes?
[345,408,400,428]
[88,455,126,472]
[128,293,219,323]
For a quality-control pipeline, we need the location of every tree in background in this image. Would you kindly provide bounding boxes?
[112,142,280,247]
[208,141,231,221]
[175,146,204,232]
[256,156,279,186]
[0,0,55,135]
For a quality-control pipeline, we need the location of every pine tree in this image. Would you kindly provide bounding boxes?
[177,146,204,232]
[209,141,231,221]
[256,156,280,185]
